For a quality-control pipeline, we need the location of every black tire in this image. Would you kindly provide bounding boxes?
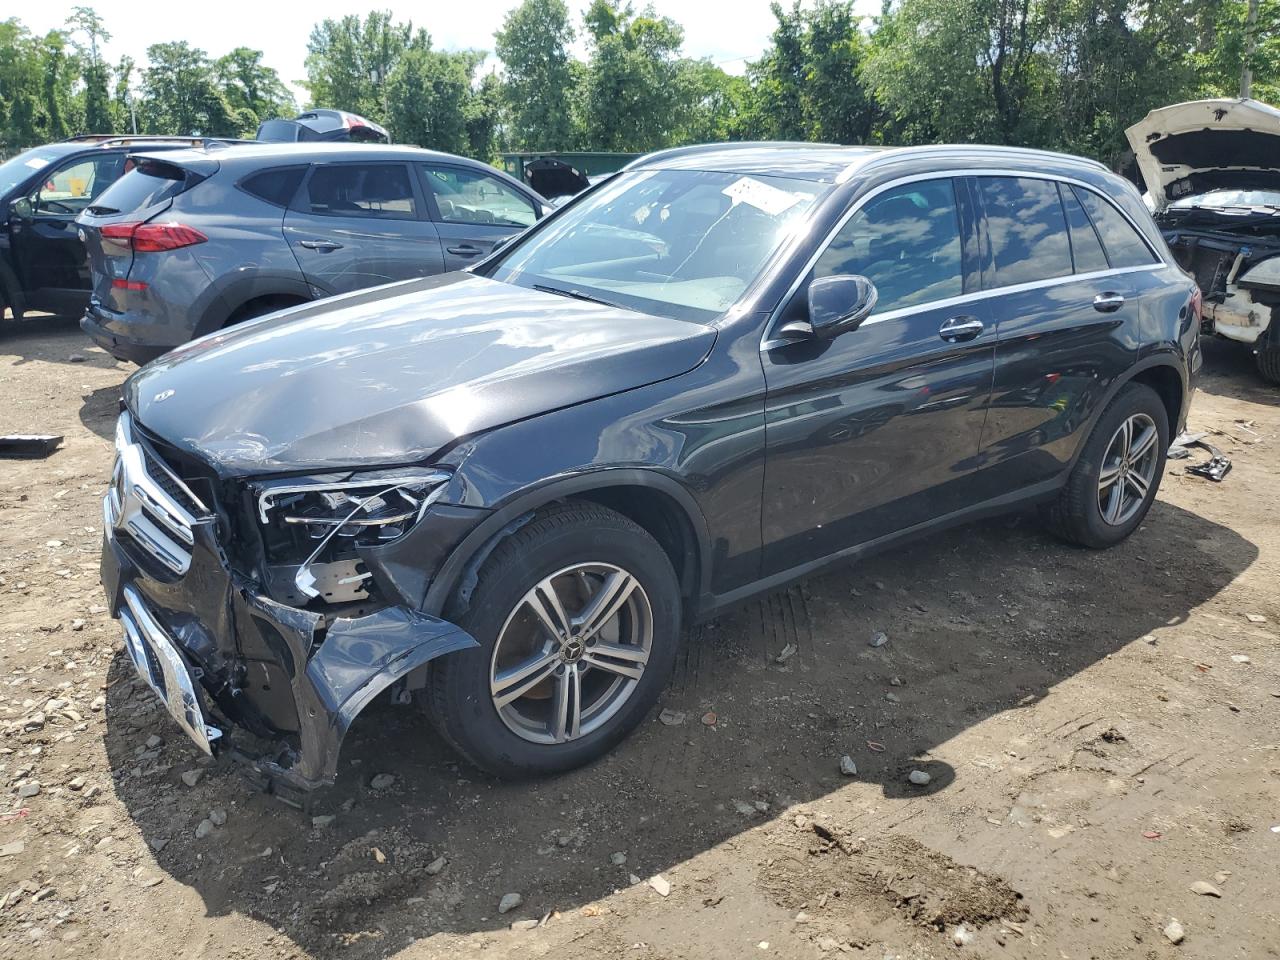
[424,501,681,778]
[1256,346,1280,386]
[1043,382,1169,548]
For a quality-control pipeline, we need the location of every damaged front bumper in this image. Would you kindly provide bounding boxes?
[100,481,476,795]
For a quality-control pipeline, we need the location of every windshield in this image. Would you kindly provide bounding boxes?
[490,169,827,321]
[1171,189,1280,211]
[0,145,77,197]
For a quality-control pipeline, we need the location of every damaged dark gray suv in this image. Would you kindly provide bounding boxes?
[100,143,1200,794]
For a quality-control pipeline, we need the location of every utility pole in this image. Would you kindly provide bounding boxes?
[1241,0,1259,98]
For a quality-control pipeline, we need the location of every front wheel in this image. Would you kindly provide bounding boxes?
[1043,382,1168,548]
[424,502,681,778]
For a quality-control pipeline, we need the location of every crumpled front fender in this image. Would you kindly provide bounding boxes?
[239,592,477,791]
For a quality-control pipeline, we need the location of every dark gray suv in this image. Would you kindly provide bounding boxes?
[77,143,549,363]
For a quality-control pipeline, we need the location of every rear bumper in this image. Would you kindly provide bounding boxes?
[100,493,477,793]
[81,309,169,365]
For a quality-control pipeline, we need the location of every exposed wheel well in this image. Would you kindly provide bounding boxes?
[224,293,310,328]
[1128,365,1183,433]
[569,487,701,606]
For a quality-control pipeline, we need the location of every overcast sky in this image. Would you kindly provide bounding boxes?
[22,0,881,104]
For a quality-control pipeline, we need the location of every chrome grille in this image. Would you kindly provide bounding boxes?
[103,413,209,575]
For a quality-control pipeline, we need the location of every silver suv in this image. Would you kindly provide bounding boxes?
[77,143,549,364]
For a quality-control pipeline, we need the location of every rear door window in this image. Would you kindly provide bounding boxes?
[1059,183,1109,273]
[241,166,307,208]
[815,178,964,313]
[978,177,1073,287]
[421,165,538,227]
[1071,186,1158,268]
[303,164,417,219]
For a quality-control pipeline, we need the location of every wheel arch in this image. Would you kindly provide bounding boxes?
[191,274,313,338]
[423,470,712,622]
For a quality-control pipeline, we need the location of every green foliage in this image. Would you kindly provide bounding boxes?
[216,47,297,133]
[1,2,1275,170]
[304,11,428,126]
[495,0,578,150]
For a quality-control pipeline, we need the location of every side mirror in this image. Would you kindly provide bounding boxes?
[490,233,516,255]
[807,274,878,337]
[10,196,33,220]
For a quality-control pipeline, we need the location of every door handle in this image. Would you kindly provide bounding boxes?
[299,240,343,252]
[938,315,985,342]
[446,244,482,256]
[1093,292,1125,313]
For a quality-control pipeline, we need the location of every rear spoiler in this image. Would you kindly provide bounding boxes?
[125,151,221,182]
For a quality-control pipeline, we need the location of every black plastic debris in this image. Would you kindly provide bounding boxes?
[0,435,63,459]
[1169,431,1232,481]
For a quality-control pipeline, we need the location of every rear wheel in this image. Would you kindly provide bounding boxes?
[424,502,680,778]
[1256,346,1280,386]
[1043,382,1168,548]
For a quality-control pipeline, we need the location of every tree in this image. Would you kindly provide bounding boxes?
[863,0,1054,146]
[66,6,112,133]
[304,12,428,123]
[387,47,478,154]
[140,41,236,137]
[494,0,578,150]
[112,55,135,133]
[580,0,690,151]
[215,47,295,130]
[748,1,876,143]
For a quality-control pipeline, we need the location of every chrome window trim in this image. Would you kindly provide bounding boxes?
[760,168,1168,352]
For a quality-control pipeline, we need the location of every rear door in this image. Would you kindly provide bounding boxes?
[417,163,540,272]
[14,151,124,313]
[760,176,995,575]
[283,161,444,296]
[975,176,1163,489]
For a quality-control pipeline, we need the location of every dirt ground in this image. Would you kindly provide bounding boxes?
[0,316,1277,960]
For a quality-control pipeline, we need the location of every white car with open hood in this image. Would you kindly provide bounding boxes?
[1127,97,1280,384]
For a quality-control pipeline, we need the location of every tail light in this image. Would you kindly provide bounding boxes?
[99,221,208,253]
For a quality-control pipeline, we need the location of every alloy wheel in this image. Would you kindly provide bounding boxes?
[489,562,653,744]
[1097,412,1159,526]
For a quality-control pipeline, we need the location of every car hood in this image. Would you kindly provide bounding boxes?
[1126,98,1280,210]
[124,273,716,477]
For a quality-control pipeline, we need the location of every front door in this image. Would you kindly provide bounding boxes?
[417,164,540,272]
[14,152,124,313]
[760,176,995,575]
[283,162,445,297]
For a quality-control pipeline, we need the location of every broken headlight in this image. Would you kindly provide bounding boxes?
[253,470,449,604]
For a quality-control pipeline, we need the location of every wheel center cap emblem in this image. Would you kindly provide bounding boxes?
[561,637,585,662]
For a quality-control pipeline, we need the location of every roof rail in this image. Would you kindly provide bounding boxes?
[624,140,845,170]
[858,143,1110,173]
[62,134,255,150]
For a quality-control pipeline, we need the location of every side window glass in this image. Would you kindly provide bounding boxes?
[978,176,1072,286]
[242,166,307,208]
[1072,186,1157,268]
[304,164,417,219]
[423,166,538,227]
[1059,183,1109,273]
[815,178,964,313]
[36,157,117,214]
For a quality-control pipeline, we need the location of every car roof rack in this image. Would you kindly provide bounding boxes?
[62,134,254,150]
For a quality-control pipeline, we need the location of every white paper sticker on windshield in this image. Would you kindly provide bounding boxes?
[722,176,803,216]
[26,157,52,169]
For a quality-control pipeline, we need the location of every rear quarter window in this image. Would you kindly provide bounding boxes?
[1072,186,1158,268]
[240,166,307,208]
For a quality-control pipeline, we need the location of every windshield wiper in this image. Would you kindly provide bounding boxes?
[532,283,627,311]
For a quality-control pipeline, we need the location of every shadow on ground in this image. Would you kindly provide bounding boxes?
[1194,335,1279,406]
[99,494,1256,959]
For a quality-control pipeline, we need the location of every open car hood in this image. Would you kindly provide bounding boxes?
[1126,98,1280,210]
